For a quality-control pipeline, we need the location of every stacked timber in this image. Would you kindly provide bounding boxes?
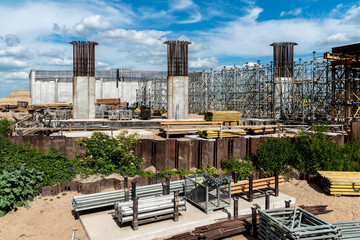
[318,171,360,196]
[199,129,246,139]
[96,98,126,110]
[204,111,241,122]
[44,102,72,109]
[231,176,284,195]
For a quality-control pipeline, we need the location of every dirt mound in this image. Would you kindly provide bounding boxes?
[0,90,31,105]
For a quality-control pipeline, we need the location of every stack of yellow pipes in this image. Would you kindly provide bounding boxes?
[204,111,241,122]
[198,129,246,139]
[318,171,360,196]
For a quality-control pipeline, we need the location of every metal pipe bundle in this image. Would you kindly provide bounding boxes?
[114,194,186,224]
[333,221,360,239]
[72,180,184,212]
[259,207,340,239]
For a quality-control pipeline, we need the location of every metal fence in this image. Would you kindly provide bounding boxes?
[184,174,231,214]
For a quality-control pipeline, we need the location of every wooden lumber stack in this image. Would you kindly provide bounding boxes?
[204,111,241,122]
[44,102,72,109]
[159,121,223,138]
[231,176,284,195]
[198,129,246,139]
[318,171,360,196]
[96,98,126,110]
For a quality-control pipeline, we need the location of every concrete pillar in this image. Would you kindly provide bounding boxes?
[167,76,188,120]
[274,77,292,120]
[29,70,36,105]
[73,76,96,119]
[55,79,58,103]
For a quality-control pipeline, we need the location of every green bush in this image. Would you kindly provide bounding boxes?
[0,166,44,216]
[77,131,143,176]
[254,124,354,174]
[0,118,12,136]
[221,157,254,180]
[255,138,296,175]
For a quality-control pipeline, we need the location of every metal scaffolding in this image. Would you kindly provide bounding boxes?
[187,55,331,124]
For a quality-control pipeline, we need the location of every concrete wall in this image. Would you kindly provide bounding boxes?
[30,70,139,105]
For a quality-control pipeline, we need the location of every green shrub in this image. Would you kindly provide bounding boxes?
[0,118,12,136]
[255,138,296,175]
[221,157,254,180]
[77,131,143,176]
[0,166,44,216]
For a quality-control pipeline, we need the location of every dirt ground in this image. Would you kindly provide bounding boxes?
[0,192,88,240]
[1,179,359,240]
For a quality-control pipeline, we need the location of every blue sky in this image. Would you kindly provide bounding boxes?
[0,0,360,97]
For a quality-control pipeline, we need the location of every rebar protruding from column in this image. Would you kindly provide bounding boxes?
[164,40,192,77]
[132,197,138,231]
[265,192,270,210]
[233,196,239,217]
[285,200,291,208]
[131,182,137,198]
[69,41,98,77]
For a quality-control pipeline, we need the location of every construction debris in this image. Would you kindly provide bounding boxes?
[318,171,360,196]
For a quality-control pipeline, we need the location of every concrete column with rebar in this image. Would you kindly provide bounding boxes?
[164,40,191,119]
[70,41,98,119]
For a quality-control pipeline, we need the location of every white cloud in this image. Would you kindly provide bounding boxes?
[0,46,32,59]
[5,71,28,79]
[48,58,72,66]
[3,34,20,47]
[342,5,360,24]
[280,8,303,17]
[178,12,202,24]
[169,0,196,11]
[0,57,27,71]
[92,29,171,46]
[189,57,218,69]
[37,48,64,58]
[202,5,360,58]
[240,7,263,23]
[54,15,114,36]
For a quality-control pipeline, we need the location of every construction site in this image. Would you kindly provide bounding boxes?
[1,39,360,240]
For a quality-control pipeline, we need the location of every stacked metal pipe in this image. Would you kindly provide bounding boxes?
[72,180,184,212]
[333,221,360,239]
[259,207,340,239]
[114,194,186,224]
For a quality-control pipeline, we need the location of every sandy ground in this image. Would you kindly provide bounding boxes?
[0,192,88,240]
[1,179,359,240]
